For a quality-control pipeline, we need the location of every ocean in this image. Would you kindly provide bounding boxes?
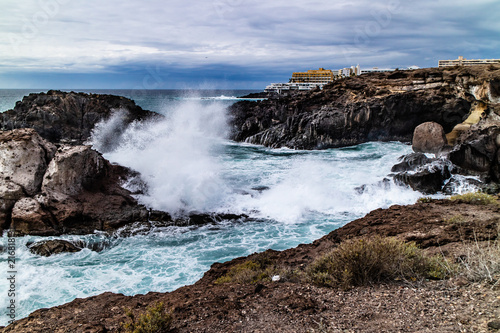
[1,89,429,325]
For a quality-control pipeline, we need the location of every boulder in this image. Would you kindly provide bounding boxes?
[42,145,107,196]
[412,122,447,154]
[0,128,56,195]
[11,197,58,236]
[28,239,82,256]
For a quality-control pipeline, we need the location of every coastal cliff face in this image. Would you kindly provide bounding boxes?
[230,65,500,190]
[0,90,158,145]
[231,66,500,148]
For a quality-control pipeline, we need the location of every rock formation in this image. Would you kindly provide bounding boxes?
[230,65,500,193]
[0,90,159,145]
[412,122,448,154]
[0,128,148,236]
[28,239,83,257]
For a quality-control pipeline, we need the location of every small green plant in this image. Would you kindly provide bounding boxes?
[445,214,467,224]
[215,253,300,284]
[417,197,433,203]
[215,253,273,284]
[307,236,450,289]
[450,192,498,205]
[123,302,173,333]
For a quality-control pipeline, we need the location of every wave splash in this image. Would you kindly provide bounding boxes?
[89,101,229,214]
[89,99,422,222]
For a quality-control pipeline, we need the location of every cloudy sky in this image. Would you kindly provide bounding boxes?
[0,0,498,89]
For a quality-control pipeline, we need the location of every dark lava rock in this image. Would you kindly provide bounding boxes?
[393,160,452,194]
[229,67,478,149]
[391,153,433,172]
[441,177,484,195]
[0,90,160,145]
[29,239,82,256]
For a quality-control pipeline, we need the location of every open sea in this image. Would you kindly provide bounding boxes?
[0,89,440,325]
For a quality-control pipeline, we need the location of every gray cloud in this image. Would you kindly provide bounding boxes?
[0,0,498,88]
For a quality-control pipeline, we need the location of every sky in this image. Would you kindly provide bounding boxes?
[0,0,499,89]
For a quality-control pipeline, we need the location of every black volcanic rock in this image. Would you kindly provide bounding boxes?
[0,90,160,145]
[28,239,82,256]
[228,67,485,149]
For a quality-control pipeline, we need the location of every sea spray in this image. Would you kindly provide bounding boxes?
[89,101,230,214]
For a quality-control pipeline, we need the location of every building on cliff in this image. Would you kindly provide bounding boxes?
[290,68,336,85]
[438,56,500,67]
[264,65,401,93]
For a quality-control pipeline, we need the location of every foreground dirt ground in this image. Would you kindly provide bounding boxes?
[2,198,499,333]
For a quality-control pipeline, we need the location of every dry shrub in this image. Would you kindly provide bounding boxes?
[307,236,449,289]
[123,302,173,333]
[215,253,300,284]
[457,228,500,287]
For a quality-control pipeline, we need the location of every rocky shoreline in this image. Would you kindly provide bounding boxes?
[231,65,500,194]
[1,67,500,331]
[0,91,246,238]
[2,197,499,332]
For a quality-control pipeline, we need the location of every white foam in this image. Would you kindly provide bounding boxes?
[90,100,230,214]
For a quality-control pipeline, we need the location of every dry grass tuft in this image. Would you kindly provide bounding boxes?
[306,236,450,290]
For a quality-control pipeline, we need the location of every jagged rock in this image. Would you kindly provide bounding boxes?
[28,239,82,256]
[441,177,484,195]
[391,153,433,172]
[0,128,56,195]
[449,125,500,179]
[412,122,447,154]
[393,160,452,194]
[0,90,159,145]
[229,67,487,149]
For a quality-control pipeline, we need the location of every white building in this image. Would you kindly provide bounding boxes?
[438,56,500,67]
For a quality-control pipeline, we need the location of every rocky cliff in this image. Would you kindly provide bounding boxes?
[230,65,500,192]
[0,90,159,145]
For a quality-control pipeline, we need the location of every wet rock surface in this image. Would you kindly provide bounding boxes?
[0,90,159,145]
[231,66,500,192]
[28,239,83,256]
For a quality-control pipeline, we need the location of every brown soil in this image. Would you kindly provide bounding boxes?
[2,199,500,333]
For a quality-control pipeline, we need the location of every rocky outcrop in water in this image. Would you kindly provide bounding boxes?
[0,128,246,236]
[229,67,493,149]
[0,90,159,145]
[230,65,500,193]
[0,128,148,236]
[28,239,83,256]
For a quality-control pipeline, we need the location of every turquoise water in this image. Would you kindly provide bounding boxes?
[0,90,421,326]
